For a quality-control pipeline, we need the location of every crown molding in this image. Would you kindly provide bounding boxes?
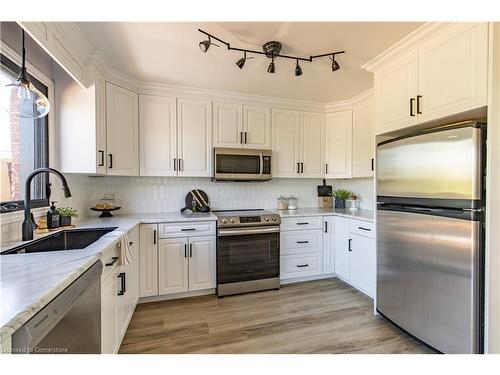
[324,87,373,113]
[361,22,452,72]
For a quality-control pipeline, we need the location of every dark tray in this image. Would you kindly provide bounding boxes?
[90,206,121,218]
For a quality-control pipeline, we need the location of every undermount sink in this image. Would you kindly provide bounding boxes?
[1,227,118,255]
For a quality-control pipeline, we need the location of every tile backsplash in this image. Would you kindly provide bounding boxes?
[1,174,374,244]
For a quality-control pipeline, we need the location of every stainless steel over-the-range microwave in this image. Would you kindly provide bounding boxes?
[213,147,272,181]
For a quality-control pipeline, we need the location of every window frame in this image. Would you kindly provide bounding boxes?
[0,52,51,214]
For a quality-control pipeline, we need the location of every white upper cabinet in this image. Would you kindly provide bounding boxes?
[188,236,216,291]
[325,110,353,179]
[106,82,139,176]
[213,102,243,148]
[374,50,419,134]
[372,22,488,135]
[139,95,177,176]
[272,109,301,177]
[177,98,212,177]
[300,112,325,178]
[352,94,375,178]
[417,23,488,123]
[243,105,271,149]
[213,103,271,149]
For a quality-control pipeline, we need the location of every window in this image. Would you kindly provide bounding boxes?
[0,54,49,213]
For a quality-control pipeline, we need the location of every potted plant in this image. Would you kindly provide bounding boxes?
[332,189,352,209]
[58,206,78,227]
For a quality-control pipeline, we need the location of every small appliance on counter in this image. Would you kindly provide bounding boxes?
[317,179,333,208]
[180,189,211,213]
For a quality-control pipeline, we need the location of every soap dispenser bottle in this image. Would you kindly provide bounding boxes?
[47,201,60,229]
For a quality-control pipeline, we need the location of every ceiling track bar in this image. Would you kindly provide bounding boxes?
[198,29,344,63]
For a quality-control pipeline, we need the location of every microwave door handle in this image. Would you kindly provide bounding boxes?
[259,153,263,175]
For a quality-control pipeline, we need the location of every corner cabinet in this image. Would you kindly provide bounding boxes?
[325,110,352,178]
[106,82,139,176]
[373,22,488,135]
[352,93,375,177]
[177,98,212,177]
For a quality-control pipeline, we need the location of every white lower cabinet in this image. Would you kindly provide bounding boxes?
[188,236,217,291]
[322,216,335,274]
[350,233,376,297]
[139,224,158,297]
[158,238,189,295]
[334,217,352,281]
[101,266,118,354]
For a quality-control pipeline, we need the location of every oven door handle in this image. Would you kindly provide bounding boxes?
[218,226,280,236]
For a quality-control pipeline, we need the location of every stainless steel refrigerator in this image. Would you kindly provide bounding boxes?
[376,121,485,354]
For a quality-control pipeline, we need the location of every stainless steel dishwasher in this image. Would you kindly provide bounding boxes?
[12,261,102,354]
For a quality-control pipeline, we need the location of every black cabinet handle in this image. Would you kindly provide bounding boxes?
[178,159,183,171]
[325,163,328,174]
[297,162,300,174]
[358,226,371,232]
[371,158,374,171]
[297,264,309,268]
[297,222,309,225]
[184,244,187,258]
[98,150,104,166]
[244,132,248,144]
[105,256,119,266]
[174,158,177,171]
[324,221,328,233]
[240,132,243,144]
[117,272,126,295]
[181,228,196,232]
[190,243,193,257]
[129,241,133,246]
[108,153,113,168]
[153,230,156,245]
[348,238,352,252]
[297,240,309,244]
[417,95,422,114]
[300,162,304,173]
[410,98,415,117]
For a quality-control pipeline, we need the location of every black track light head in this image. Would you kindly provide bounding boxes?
[295,60,303,77]
[330,55,340,72]
[236,52,253,69]
[199,36,219,53]
[267,55,276,74]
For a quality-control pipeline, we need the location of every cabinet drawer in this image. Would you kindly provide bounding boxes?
[350,219,374,238]
[101,241,121,282]
[281,230,322,255]
[158,221,216,238]
[280,254,323,280]
[280,216,323,231]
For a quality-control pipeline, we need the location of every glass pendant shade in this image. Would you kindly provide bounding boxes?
[2,30,50,119]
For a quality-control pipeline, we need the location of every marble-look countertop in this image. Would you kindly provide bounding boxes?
[0,212,216,351]
[274,207,374,222]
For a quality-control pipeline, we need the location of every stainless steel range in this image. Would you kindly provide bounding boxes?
[214,209,281,297]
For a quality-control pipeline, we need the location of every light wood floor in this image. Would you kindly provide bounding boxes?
[119,278,433,354]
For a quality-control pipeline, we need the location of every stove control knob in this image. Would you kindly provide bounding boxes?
[221,218,227,224]
[264,217,270,222]
[271,216,277,221]
[229,218,235,223]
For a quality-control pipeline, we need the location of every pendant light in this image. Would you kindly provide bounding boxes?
[2,30,50,119]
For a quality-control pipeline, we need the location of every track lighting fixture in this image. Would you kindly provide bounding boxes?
[330,55,340,72]
[267,55,276,74]
[295,59,303,77]
[235,51,253,69]
[198,29,345,77]
[2,30,50,119]
[199,36,219,52]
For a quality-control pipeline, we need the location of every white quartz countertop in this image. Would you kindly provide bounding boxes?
[0,212,216,349]
[274,207,374,222]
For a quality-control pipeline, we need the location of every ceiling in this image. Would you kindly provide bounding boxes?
[77,22,423,103]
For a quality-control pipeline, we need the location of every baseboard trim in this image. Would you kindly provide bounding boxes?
[280,273,337,285]
[138,289,215,304]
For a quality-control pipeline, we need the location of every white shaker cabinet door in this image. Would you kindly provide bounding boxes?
[139,94,177,176]
[101,271,118,354]
[158,238,189,295]
[177,98,212,177]
[322,216,335,274]
[352,94,375,178]
[350,233,376,298]
[213,102,243,148]
[334,216,351,282]
[374,50,418,135]
[139,224,158,298]
[243,105,271,149]
[417,22,488,124]
[300,112,325,178]
[105,82,139,176]
[271,109,300,178]
[188,236,216,291]
[325,110,352,179]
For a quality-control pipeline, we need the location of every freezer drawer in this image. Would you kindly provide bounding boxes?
[376,209,482,353]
